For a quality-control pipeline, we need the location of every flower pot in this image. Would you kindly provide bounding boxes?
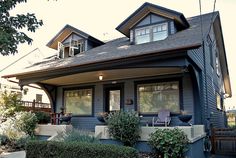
[97,115,106,123]
[178,114,192,126]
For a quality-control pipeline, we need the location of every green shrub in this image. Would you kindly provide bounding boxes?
[0,91,23,121]
[53,129,99,143]
[107,111,140,147]
[34,112,50,124]
[0,134,9,146]
[26,141,139,158]
[148,128,189,158]
[14,111,38,136]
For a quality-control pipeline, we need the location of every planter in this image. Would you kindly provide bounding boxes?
[178,115,192,126]
[97,115,106,123]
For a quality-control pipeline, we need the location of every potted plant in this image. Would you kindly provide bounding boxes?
[96,112,108,123]
[178,110,192,126]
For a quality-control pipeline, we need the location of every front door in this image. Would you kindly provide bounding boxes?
[104,84,124,112]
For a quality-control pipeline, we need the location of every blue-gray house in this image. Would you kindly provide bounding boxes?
[4,2,231,131]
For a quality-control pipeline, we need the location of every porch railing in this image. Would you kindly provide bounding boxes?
[50,113,62,125]
[211,128,236,155]
[20,100,52,113]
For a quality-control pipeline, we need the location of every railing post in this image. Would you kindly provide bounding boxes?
[32,99,36,112]
[211,128,216,154]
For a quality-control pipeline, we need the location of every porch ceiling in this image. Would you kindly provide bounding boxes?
[40,68,182,86]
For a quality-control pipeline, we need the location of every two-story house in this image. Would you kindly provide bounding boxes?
[3,2,231,131]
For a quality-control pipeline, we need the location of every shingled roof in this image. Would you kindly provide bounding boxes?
[4,12,217,78]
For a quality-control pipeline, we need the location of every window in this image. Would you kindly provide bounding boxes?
[207,35,214,67]
[134,22,168,44]
[216,93,221,110]
[215,50,220,76]
[153,23,168,41]
[137,81,179,115]
[135,28,150,44]
[69,40,84,56]
[36,94,42,103]
[64,88,93,116]
[109,90,120,111]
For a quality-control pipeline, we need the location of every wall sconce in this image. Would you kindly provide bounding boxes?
[99,75,103,81]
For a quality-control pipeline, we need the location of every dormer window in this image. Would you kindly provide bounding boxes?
[135,28,150,44]
[134,22,168,44]
[57,40,84,59]
[153,23,168,41]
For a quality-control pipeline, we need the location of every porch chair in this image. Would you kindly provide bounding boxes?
[152,109,171,127]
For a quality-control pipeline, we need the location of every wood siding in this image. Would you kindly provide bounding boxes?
[187,27,226,128]
[56,74,194,130]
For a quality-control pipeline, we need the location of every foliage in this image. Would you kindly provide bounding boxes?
[0,116,27,140]
[26,141,139,158]
[0,134,9,146]
[53,129,99,143]
[0,91,23,121]
[107,111,140,147]
[0,112,38,151]
[148,128,189,158]
[34,111,50,124]
[0,0,43,55]
[14,111,38,136]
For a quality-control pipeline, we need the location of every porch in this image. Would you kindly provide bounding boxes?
[35,65,201,131]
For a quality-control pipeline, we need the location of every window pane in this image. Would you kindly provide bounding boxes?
[136,34,150,44]
[109,90,120,111]
[216,93,221,110]
[135,28,150,44]
[64,88,92,115]
[153,31,168,41]
[137,82,179,114]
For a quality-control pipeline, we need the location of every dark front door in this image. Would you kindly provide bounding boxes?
[104,84,124,112]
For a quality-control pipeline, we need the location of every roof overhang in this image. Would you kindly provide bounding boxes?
[46,24,104,50]
[116,2,189,37]
[213,14,232,97]
[2,43,200,84]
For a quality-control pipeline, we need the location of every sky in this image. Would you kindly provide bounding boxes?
[0,0,235,109]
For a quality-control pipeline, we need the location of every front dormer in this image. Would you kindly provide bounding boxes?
[47,25,104,59]
[116,2,189,45]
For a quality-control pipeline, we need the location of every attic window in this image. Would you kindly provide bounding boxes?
[57,40,84,59]
[134,22,168,44]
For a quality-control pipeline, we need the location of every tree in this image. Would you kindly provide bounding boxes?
[0,0,43,55]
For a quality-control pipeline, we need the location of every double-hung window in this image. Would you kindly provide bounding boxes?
[137,81,179,115]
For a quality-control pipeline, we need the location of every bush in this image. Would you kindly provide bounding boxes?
[26,141,139,158]
[53,129,99,143]
[0,134,9,146]
[34,112,50,124]
[0,91,23,122]
[148,128,189,158]
[107,111,140,147]
[14,111,38,136]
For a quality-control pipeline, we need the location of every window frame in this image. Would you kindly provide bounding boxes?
[134,22,169,45]
[134,78,183,116]
[63,86,95,117]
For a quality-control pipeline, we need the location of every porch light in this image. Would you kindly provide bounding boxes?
[99,75,103,81]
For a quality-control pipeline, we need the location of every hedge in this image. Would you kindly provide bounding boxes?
[26,141,139,158]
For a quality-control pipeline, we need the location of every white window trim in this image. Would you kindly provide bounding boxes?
[134,22,168,45]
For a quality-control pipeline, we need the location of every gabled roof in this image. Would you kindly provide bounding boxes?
[2,12,231,97]
[46,24,104,50]
[116,2,189,37]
